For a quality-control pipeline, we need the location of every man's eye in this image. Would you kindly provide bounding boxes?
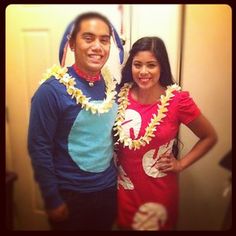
[84,37,92,41]
[100,38,110,44]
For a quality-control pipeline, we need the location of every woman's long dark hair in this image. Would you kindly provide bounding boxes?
[120,37,175,87]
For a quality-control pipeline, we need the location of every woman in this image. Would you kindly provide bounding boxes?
[113,37,217,230]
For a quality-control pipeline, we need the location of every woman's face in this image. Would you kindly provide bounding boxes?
[132,51,161,90]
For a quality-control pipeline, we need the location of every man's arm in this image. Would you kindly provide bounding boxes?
[28,82,64,211]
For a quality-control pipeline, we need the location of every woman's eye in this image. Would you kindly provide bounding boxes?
[148,64,156,68]
[133,64,141,68]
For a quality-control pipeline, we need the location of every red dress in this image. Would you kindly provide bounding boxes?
[116,89,201,230]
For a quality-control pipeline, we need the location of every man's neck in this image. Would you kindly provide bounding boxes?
[73,64,101,84]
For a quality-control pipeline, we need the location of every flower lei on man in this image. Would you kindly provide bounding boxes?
[113,83,181,150]
[40,64,117,114]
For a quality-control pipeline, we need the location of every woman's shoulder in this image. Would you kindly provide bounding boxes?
[172,89,196,105]
[172,89,201,118]
[173,90,191,99]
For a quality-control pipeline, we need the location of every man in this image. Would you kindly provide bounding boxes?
[28,12,123,230]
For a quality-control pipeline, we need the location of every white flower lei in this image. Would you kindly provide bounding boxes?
[113,83,181,150]
[40,64,117,114]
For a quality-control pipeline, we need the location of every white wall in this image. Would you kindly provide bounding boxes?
[130,4,182,82]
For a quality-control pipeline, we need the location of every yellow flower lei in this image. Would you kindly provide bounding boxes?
[40,64,117,114]
[113,83,181,150]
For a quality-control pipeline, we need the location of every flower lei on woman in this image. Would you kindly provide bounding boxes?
[113,83,181,150]
[40,64,117,114]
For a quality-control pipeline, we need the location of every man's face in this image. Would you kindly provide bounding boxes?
[72,18,111,75]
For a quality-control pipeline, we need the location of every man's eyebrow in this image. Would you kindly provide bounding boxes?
[82,32,110,37]
[81,32,95,37]
[100,35,110,38]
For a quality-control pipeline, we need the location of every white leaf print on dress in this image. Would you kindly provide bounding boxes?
[142,139,175,178]
[122,109,142,138]
[132,202,167,230]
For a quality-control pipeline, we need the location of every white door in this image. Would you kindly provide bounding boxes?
[6,4,126,230]
[130,4,183,82]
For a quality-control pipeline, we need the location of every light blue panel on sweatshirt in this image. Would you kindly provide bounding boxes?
[68,101,118,173]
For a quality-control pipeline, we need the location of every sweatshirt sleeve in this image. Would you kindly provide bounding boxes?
[28,81,64,209]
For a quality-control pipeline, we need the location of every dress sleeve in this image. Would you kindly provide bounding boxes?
[177,91,201,125]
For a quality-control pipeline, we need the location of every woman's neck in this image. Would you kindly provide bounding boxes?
[131,84,166,104]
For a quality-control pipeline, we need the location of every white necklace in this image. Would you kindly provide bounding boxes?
[40,65,117,114]
[113,83,181,150]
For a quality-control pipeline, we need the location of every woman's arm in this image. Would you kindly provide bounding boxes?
[156,114,218,173]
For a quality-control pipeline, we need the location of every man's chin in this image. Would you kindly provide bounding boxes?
[88,65,104,73]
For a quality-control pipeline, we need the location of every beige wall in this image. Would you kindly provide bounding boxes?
[178,5,232,230]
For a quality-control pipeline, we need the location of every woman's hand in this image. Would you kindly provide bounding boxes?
[155,153,183,173]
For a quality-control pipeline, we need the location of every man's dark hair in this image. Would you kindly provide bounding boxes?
[70,12,112,42]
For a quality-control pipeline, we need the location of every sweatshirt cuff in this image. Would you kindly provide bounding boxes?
[44,192,64,210]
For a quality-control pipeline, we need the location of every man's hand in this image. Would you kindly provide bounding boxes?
[46,203,69,222]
